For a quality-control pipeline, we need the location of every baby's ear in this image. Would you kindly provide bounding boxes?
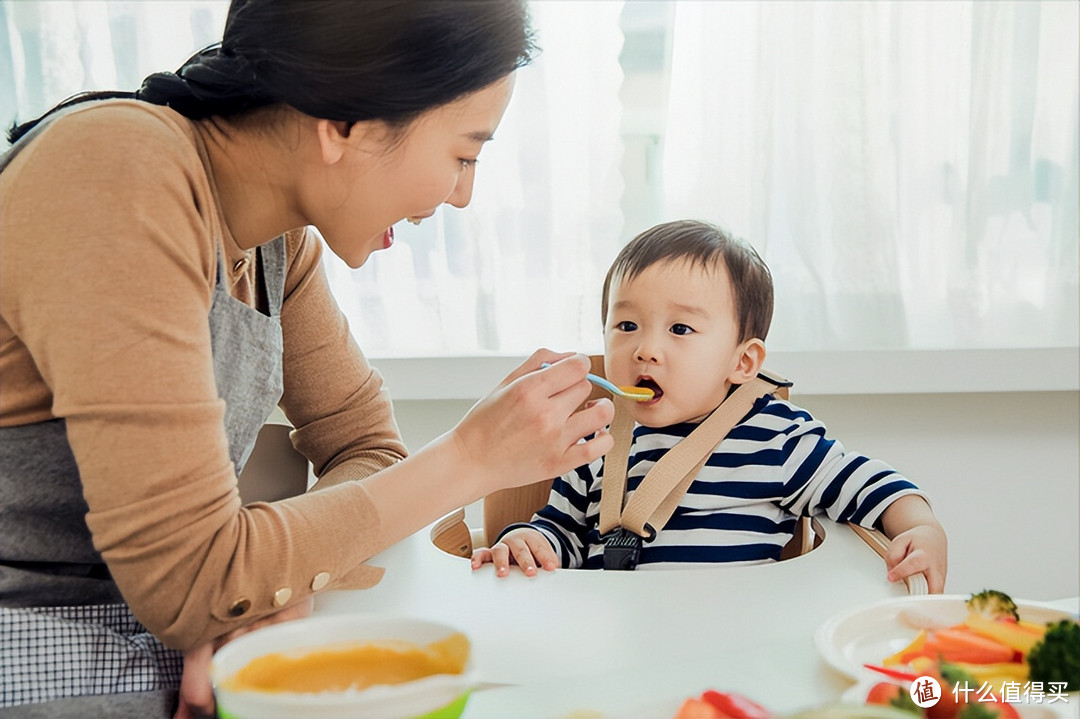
[727,338,766,384]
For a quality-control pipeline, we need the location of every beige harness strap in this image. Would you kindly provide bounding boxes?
[597,397,637,536]
[598,375,781,539]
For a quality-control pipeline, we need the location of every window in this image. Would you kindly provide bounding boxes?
[4,1,1077,390]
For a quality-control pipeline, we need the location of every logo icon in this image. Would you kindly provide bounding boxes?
[910,675,942,708]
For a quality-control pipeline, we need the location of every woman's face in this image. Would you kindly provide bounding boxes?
[311,74,516,268]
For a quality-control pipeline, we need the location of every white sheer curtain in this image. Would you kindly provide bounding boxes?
[1,1,227,119]
[4,0,1076,360]
[662,1,1079,352]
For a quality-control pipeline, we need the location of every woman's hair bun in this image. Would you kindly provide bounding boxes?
[135,44,275,119]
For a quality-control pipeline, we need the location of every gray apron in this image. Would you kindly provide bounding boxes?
[0,112,287,715]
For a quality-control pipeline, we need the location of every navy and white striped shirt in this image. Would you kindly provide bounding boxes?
[512,396,924,569]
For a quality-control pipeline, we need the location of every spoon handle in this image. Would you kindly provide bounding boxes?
[540,362,650,400]
[585,372,625,396]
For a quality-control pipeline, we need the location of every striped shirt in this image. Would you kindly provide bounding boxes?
[510,396,924,569]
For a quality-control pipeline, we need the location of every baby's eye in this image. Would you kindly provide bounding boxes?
[670,323,695,336]
[460,158,478,170]
[615,321,638,332]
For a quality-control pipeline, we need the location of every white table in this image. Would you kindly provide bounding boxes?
[315,518,918,716]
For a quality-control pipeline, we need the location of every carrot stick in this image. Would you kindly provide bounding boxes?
[923,628,1015,664]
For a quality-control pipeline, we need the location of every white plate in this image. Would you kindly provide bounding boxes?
[814,594,1075,681]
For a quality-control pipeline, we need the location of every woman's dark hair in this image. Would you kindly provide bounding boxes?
[601,220,774,343]
[8,0,535,144]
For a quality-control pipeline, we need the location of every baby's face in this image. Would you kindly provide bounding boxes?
[603,259,748,427]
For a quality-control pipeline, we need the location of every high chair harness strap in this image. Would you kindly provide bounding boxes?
[597,372,790,569]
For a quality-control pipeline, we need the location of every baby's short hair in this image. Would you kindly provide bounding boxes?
[601,220,773,343]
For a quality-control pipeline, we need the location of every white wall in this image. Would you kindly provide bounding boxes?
[391,390,1080,602]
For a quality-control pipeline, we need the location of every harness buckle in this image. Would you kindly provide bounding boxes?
[602,527,642,571]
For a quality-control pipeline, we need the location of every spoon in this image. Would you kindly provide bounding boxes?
[541,363,654,402]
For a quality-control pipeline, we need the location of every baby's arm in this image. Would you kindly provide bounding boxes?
[471,527,560,578]
[879,495,948,593]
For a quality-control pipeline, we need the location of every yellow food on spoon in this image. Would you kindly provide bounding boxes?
[224,632,469,693]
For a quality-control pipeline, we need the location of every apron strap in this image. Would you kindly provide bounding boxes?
[259,235,287,319]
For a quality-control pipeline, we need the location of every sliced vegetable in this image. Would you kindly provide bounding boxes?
[946,660,1028,686]
[922,628,1016,665]
[962,612,1043,655]
[883,630,927,666]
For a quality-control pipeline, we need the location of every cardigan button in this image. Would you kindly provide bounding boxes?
[310,572,331,591]
[228,598,251,617]
[272,587,293,607]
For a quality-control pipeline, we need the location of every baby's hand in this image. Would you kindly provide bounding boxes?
[885,523,948,594]
[470,527,559,577]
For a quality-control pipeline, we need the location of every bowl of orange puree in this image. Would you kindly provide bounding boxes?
[211,614,476,719]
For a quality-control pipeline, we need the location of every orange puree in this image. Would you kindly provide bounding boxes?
[224,633,469,693]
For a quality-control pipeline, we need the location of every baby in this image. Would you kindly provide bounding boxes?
[472,220,947,591]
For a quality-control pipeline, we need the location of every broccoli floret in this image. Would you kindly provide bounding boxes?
[965,589,1019,621]
[1028,619,1080,691]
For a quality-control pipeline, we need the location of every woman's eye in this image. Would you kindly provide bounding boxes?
[670,323,694,336]
[459,158,478,170]
[615,321,638,332]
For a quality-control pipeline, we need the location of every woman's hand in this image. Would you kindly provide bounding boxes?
[471,527,559,577]
[452,351,614,494]
[173,597,315,719]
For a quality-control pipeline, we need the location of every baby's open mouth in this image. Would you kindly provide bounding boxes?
[635,377,662,400]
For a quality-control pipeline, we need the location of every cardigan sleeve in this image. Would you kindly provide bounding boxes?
[278,229,408,488]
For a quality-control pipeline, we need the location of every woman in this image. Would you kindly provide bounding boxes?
[0,1,615,716]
